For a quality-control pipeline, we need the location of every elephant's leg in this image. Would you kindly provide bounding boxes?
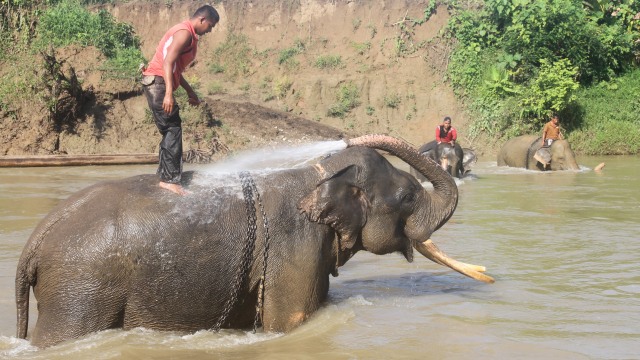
[260,271,330,332]
[31,273,125,348]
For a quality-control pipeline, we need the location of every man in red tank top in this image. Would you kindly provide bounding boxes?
[142,5,219,195]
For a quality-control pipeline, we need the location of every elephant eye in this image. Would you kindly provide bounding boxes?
[402,192,416,203]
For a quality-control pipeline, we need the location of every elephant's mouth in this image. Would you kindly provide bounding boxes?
[414,239,495,283]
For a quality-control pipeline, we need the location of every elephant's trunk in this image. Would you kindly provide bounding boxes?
[346,135,458,231]
[347,135,494,284]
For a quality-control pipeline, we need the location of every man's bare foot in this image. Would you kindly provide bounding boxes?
[159,182,190,195]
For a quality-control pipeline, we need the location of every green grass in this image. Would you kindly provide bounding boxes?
[327,82,360,118]
[566,69,640,155]
[210,32,254,80]
[314,55,342,70]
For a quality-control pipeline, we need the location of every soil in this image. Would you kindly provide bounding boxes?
[1,0,489,161]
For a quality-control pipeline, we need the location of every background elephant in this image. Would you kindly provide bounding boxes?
[497,135,579,171]
[15,135,493,348]
[410,140,477,181]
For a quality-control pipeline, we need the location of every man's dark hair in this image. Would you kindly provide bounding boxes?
[444,116,452,122]
[193,5,219,23]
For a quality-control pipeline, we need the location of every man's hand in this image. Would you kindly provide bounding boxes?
[188,95,201,106]
[162,93,175,114]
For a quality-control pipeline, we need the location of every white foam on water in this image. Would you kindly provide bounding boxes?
[200,140,347,175]
[0,336,37,358]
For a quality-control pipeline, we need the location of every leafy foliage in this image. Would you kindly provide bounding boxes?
[34,0,144,80]
[565,69,640,154]
[446,0,640,152]
[278,39,305,65]
[37,0,140,58]
[327,82,360,118]
[519,58,579,119]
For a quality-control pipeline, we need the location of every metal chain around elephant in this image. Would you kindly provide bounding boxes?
[212,171,259,331]
[248,174,270,333]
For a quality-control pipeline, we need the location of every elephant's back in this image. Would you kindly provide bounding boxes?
[497,135,540,167]
[418,140,438,154]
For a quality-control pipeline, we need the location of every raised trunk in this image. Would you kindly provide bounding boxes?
[346,135,494,284]
[346,134,458,231]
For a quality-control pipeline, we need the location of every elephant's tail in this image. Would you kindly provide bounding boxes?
[15,254,33,339]
[15,266,30,339]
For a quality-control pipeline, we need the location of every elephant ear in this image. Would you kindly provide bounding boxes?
[298,165,370,250]
[462,148,477,174]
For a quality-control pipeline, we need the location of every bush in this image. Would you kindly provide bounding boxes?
[383,93,401,108]
[327,82,360,118]
[314,55,342,69]
[34,0,143,81]
[273,76,292,99]
[278,39,305,65]
[519,58,579,120]
[100,47,145,80]
[446,0,640,151]
[38,0,140,58]
[566,69,640,154]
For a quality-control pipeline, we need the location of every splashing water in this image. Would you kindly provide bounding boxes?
[201,140,347,175]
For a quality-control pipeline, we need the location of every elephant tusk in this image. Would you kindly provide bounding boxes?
[414,239,495,284]
[418,240,487,273]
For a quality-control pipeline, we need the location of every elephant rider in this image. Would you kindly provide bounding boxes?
[436,116,457,147]
[435,116,457,170]
[141,5,219,196]
[541,114,564,147]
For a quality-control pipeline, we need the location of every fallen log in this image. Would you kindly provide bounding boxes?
[0,154,158,168]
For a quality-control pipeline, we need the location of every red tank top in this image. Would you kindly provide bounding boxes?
[143,20,198,91]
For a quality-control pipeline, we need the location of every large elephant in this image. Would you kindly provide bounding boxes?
[15,135,493,348]
[497,135,579,171]
[410,140,477,180]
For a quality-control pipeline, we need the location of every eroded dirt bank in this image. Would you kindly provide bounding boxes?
[1,0,469,159]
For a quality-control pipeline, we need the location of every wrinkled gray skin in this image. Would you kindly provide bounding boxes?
[16,135,492,348]
[411,140,477,181]
[497,135,580,171]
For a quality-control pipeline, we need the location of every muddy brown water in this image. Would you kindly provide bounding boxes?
[1,155,638,359]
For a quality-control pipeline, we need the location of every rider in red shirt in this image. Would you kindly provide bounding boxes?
[436,116,457,146]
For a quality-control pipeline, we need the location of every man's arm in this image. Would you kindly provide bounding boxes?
[161,29,193,114]
[435,126,441,144]
[541,124,548,145]
[451,128,457,145]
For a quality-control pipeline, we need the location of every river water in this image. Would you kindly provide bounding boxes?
[0,153,638,359]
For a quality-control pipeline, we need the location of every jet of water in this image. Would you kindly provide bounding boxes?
[201,140,347,175]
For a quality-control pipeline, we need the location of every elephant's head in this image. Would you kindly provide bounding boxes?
[549,140,580,170]
[299,135,493,283]
[438,144,463,177]
[462,148,477,176]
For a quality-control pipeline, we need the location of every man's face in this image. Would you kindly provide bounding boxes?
[196,17,217,36]
[443,120,451,129]
[552,117,559,125]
